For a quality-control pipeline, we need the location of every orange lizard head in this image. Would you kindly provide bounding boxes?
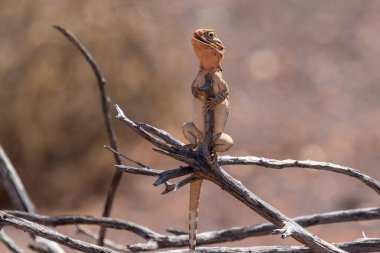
[191,29,225,71]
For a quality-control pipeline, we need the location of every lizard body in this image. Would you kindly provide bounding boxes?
[183,29,233,253]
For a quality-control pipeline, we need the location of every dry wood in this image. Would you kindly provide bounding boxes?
[53,25,124,246]
[219,156,380,194]
[2,208,378,251]
[0,145,65,253]
[0,145,35,213]
[115,105,362,253]
[0,212,118,253]
[0,230,23,253]
[0,26,379,253]
[154,238,380,253]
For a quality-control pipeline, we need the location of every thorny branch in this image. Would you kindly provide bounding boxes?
[53,25,123,246]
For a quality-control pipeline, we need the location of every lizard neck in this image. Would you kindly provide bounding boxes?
[199,64,222,72]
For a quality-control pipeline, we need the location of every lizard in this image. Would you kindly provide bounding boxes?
[182,28,233,253]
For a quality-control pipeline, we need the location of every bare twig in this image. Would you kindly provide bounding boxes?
[0,145,65,253]
[0,145,35,213]
[105,146,148,168]
[0,230,24,253]
[6,211,161,240]
[53,25,124,246]
[154,238,380,253]
[136,122,185,148]
[0,211,119,253]
[76,226,130,252]
[218,156,380,195]
[115,105,180,154]
[116,164,193,186]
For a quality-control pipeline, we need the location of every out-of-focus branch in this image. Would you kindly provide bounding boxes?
[0,145,65,253]
[218,156,380,195]
[53,25,123,246]
[0,212,118,253]
[0,230,23,253]
[0,145,35,213]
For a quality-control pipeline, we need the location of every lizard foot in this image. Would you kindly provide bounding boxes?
[184,144,196,151]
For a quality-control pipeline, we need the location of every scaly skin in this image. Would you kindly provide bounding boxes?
[183,28,233,253]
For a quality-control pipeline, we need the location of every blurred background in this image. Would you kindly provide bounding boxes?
[0,0,379,251]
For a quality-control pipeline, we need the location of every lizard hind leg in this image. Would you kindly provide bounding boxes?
[212,133,233,152]
[182,122,203,149]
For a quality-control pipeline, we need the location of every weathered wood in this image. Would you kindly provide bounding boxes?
[53,25,124,246]
[2,208,380,252]
[219,156,380,194]
[0,212,118,253]
[155,238,380,253]
[0,230,23,253]
[114,106,350,253]
[0,145,35,213]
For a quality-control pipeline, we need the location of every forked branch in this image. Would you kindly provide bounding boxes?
[115,105,376,253]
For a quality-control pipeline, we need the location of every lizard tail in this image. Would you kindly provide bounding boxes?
[189,179,203,253]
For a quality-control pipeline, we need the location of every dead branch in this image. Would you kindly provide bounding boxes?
[114,105,352,253]
[3,207,378,251]
[0,211,118,253]
[76,226,129,252]
[0,145,35,213]
[219,156,380,194]
[0,230,23,253]
[154,238,380,253]
[6,210,162,241]
[53,25,123,246]
[0,145,65,253]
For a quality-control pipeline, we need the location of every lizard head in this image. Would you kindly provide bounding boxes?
[191,29,225,71]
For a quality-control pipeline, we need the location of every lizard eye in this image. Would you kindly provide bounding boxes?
[206,31,215,39]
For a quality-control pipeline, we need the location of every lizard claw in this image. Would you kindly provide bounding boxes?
[204,99,216,111]
[184,144,196,151]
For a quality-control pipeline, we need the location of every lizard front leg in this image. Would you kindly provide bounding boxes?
[204,90,228,111]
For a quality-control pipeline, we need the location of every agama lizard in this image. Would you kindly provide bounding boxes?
[182,28,233,253]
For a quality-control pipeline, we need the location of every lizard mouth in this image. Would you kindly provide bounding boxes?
[193,31,209,45]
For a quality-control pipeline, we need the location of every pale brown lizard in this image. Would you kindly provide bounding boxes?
[182,28,233,253]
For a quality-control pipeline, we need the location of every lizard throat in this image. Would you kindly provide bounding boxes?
[200,64,222,72]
